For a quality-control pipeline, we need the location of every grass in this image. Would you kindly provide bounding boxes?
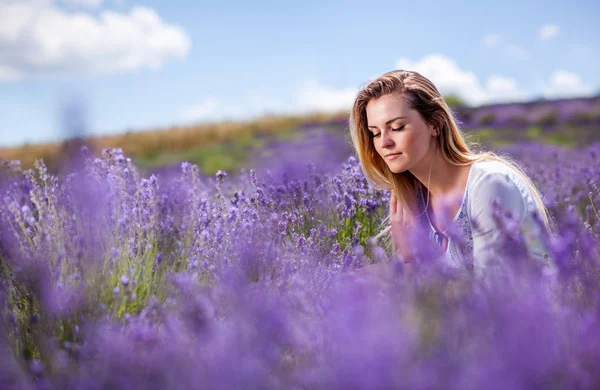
[134,132,262,173]
[466,125,587,149]
[1,106,596,175]
[0,110,351,171]
[134,123,314,175]
[525,125,543,139]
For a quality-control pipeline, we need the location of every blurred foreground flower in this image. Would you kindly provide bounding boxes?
[0,143,599,389]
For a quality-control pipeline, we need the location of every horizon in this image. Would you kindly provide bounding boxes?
[2,93,600,151]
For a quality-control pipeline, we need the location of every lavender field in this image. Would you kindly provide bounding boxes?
[1,128,600,389]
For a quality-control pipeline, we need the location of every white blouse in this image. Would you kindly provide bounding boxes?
[415,159,553,277]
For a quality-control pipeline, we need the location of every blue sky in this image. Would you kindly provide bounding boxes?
[1,0,599,147]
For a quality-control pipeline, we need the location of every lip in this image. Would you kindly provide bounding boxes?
[385,152,403,159]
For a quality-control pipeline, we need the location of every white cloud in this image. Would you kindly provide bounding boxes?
[61,0,104,8]
[180,57,599,124]
[504,44,528,59]
[180,81,358,123]
[180,99,221,122]
[295,80,358,112]
[538,24,559,40]
[542,70,595,98]
[0,0,191,81]
[179,93,292,123]
[181,55,536,124]
[395,54,534,106]
[482,33,501,47]
[0,66,22,81]
[395,55,487,105]
[481,33,529,59]
[485,75,529,102]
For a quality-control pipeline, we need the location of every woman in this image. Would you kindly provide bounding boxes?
[349,70,554,277]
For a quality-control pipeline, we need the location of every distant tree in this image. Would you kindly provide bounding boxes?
[506,115,529,127]
[535,111,558,127]
[566,111,593,126]
[444,94,466,108]
[455,109,473,125]
[478,113,496,126]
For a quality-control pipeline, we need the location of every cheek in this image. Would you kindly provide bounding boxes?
[403,132,424,151]
[371,138,381,153]
[372,138,381,155]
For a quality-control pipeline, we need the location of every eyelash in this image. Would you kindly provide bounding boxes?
[372,125,405,138]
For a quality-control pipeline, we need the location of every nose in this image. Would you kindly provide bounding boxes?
[381,131,394,148]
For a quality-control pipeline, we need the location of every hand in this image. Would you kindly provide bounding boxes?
[389,191,415,267]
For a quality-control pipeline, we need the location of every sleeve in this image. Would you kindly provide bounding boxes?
[469,172,526,275]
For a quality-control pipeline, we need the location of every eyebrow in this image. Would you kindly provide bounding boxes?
[367,116,407,130]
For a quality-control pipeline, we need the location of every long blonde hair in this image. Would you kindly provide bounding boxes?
[349,69,553,238]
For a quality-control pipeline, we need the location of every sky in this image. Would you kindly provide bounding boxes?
[0,0,599,147]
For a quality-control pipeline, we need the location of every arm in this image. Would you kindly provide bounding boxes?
[469,172,526,276]
[389,192,416,275]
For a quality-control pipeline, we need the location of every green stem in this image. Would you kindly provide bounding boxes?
[590,193,600,220]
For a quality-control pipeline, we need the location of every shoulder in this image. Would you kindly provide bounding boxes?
[469,160,525,194]
[468,161,527,218]
[469,160,514,183]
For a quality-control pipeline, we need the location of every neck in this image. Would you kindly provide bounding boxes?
[409,147,463,199]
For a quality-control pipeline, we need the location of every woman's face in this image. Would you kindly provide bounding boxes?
[365,93,436,174]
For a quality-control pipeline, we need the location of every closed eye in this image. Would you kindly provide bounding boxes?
[370,125,405,138]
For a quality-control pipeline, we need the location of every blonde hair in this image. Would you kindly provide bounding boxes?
[349,69,553,240]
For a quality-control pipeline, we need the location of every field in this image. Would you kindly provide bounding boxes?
[1,95,600,388]
[2,95,600,175]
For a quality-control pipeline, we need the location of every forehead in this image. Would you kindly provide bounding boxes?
[366,93,410,122]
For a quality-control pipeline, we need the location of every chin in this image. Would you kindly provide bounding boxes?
[388,167,407,174]
[387,162,409,174]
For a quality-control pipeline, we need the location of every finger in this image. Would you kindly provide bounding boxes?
[395,194,403,218]
[396,195,403,217]
[390,191,397,215]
